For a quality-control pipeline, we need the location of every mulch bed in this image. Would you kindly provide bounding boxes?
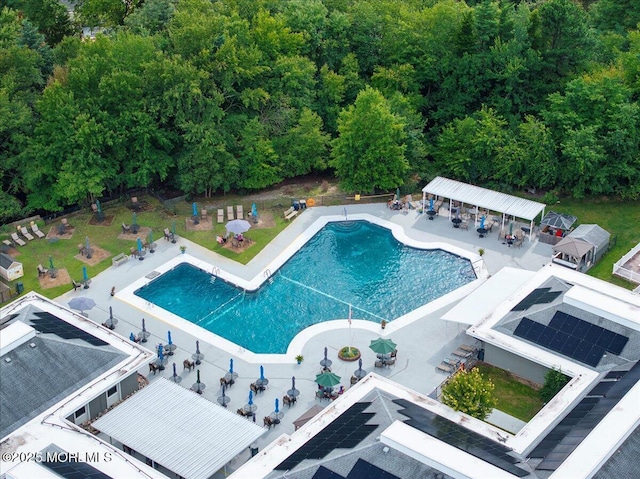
[74,245,111,266]
[247,211,275,229]
[38,268,72,289]
[117,226,152,242]
[46,226,76,240]
[88,214,115,226]
[220,238,255,253]
[185,217,214,232]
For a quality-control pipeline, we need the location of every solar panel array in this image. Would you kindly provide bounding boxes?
[30,312,108,347]
[276,402,378,471]
[312,459,400,479]
[42,456,111,479]
[511,288,561,311]
[513,312,628,367]
[392,399,530,477]
[531,362,640,471]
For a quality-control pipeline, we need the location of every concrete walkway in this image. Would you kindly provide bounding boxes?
[54,204,552,476]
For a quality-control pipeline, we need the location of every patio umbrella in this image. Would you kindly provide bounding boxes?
[68,297,96,313]
[480,215,485,230]
[225,219,251,235]
[315,371,341,389]
[137,238,144,261]
[165,331,176,355]
[287,376,300,398]
[218,384,230,407]
[148,231,155,253]
[369,338,397,355]
[192,340,205,365]
[244,390,257,413]
[192,369,206,394]
[225,358,238,381]
[429,197,434,211]
[251,203,258,223]
[96,200,102,214]
[353,358,367,379]
[171,220,177,243]
[320,347,332,368]
[155,344,167,370]
[509,222,513,236]
[105,306,117,329]
[85,236,92,259]
[49,255,55,270]
[138,318,150,343]
[170,362,182,383]
[396,188,401,201]
[130,332,137,342]
[256,365,269,387]
[82,266,89,288]
[271,398,284,420]
[192,202,198,217]
[132,212,138,233]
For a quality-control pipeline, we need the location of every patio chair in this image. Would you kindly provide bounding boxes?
[163,228,171,241]
[72,280,82,291]
[236,205,243,219]
[19,226,34,241]
[37,264,48,277]
[514,237,523,248]
[31,222,45,238]
[10,232,26,247]
[227,206,235,221]
[433,199,443,214]
[2,239,12,248]
[460,221,469,230]
[201,209,208,222]
[91,203,98,213]
[217,209,224,223]
[61,218,70,229]
[122,223,131,234]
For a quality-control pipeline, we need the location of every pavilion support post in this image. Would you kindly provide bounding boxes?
[529,219,534,241]
[422,191,426,211]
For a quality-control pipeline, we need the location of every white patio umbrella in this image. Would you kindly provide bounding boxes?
[225,219,251,235]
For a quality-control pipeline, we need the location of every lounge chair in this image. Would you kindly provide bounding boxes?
[19,226,34,241]
[236,205,243,219]
[72,280,82,291]
[163,228,171,241]
[452,348,473,358]
[37,264,48,277]
[10,232,26,247]
[217,209,224,223]
[227,206,235,221]
[31,222,45,238]
[130,196,141,210]
[2,239,12,248]
[458,344,477,353]
[201,209,208,222]
[61,218,70,229]
[436,362,455,373]
[122,223,131,233]
[433,200,443,214]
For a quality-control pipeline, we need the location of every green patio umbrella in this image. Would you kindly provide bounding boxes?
[396,187,401,201]
[369,338,397,355]
[49,255,54,270]
[315,371,341,388]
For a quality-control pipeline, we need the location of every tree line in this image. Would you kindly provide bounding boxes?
[2,0,640,221]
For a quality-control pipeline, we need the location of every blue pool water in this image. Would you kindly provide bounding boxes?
[135,221,476,353]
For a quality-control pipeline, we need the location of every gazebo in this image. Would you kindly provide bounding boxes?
[422,177,546,241]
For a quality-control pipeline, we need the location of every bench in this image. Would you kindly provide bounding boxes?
[284,207,298,221]
[112,253,129,267]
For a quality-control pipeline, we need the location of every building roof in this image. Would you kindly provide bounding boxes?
[540,211,577,230]
[569,224,610,251]
[92,378,267,479]
[553,237,594,258]
[422,177,546,221]
[0,252,19,269]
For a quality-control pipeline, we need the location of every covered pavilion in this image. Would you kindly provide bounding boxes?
[422,177,546,240]
[92,378,266,479]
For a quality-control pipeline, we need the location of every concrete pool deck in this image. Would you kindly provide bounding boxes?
[54,203,553,476]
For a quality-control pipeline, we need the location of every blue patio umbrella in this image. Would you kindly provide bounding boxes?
[170,362,182,383]
[130,332,136,342]
[480,215,486,230]
[244,389,257,413]
[165,330,176,355]
[249,390,253,405]
[271,397,284,420]
[256,365,269,387]
[230,358,234,374]
[155,344,167,370]
[192,202,198,217]
[82,266,89,288]
[137,238,144,260]
[252,203,258,217]
[429,197,434,211]
[260,365,264,380]
[225,358,238,381]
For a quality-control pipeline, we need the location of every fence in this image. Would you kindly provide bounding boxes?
[613,242,640,285]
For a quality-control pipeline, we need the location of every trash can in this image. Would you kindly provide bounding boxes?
[250,443,259,457]
[293,200,300,211]
[16,282,24,294]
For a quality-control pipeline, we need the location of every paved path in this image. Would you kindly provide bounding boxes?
[54,204,552,476]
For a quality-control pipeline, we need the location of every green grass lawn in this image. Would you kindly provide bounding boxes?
[475,363,544,422]
[0,197,289,301]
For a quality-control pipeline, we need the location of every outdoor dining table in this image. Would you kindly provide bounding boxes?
[477,227,488,238]
[452,218,462,228]
[426,210,437,220]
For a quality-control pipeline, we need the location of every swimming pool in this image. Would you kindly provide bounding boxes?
[135,221,476,353]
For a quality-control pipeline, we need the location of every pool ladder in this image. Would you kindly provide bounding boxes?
[211,266,220,282]
[264,269,274,284]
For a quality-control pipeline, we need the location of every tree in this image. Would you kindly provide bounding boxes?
[540,367,569,403]
[330,86,407,193]
[441,367,496,420]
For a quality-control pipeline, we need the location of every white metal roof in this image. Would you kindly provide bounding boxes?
[422,177,546,221]
[92,378,266,479]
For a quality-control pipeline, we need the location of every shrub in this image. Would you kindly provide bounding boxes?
[442,367,496,420]
[540,367,570,403]
[320,180,329,193]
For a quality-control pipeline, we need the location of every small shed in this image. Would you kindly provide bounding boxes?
[552,224,610,272]
[0,253,23,281]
